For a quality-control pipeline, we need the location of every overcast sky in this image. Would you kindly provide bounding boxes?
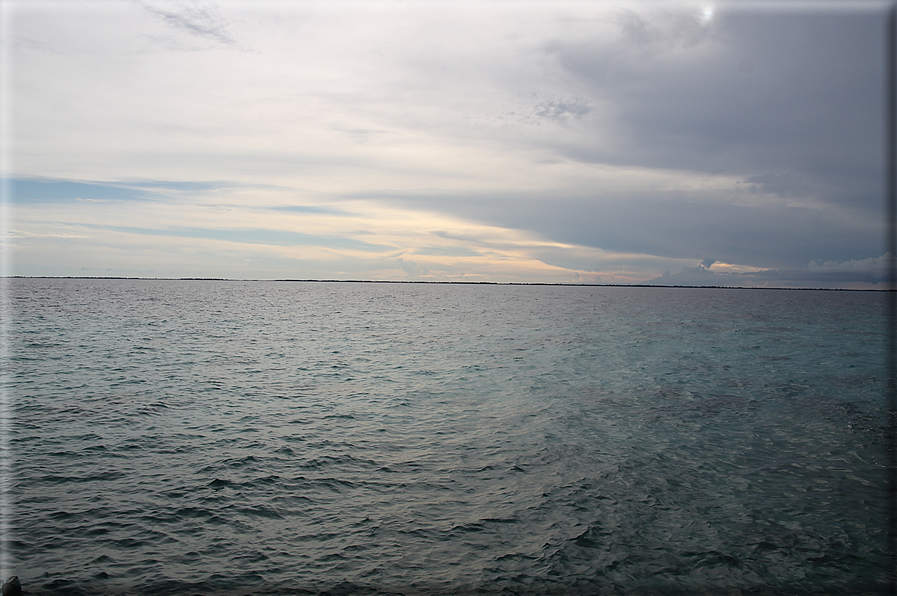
[2,0,893,287]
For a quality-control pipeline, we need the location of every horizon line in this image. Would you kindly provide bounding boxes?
[2,276,891,292]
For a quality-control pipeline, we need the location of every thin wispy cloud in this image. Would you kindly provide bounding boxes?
[138,0,241,48]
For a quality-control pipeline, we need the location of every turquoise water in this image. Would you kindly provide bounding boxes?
[5,279,891,594]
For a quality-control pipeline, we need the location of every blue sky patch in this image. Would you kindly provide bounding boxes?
[11,179,156,204]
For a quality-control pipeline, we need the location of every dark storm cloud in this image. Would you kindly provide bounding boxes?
[362,6,887,273]
[544,8,885,211]
[357,184,881,271]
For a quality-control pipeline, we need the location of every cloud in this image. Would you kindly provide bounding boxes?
[797,253,896,285]
[743,171,813,198]
[7,2,890,286]
[396,257,427,279]
[533,99,593,123]
[139,0,240,48]
[541,6,885,212]
[646,261,718,287]
[362,186,881,272]
[647,253,895,288]
[9,229,87,239]
[610,5,714,52]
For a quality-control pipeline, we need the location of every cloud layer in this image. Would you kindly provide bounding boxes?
[4,1,891,287]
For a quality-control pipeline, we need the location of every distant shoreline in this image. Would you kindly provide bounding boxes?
[2,276,892,291]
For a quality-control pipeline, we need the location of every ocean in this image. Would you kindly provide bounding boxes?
[3,278,892,595]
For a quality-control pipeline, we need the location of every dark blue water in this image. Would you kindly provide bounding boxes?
[4,279,891,594]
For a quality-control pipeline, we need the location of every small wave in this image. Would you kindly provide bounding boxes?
[38,471,125,484]
[246,505,289,520]
[480,517,519,524]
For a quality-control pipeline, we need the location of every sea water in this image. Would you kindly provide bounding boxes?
[4,278,892,594]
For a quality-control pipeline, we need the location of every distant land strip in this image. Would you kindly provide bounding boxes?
[2,276,892,291]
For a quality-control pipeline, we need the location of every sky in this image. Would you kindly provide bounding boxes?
[1,0,894,287]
